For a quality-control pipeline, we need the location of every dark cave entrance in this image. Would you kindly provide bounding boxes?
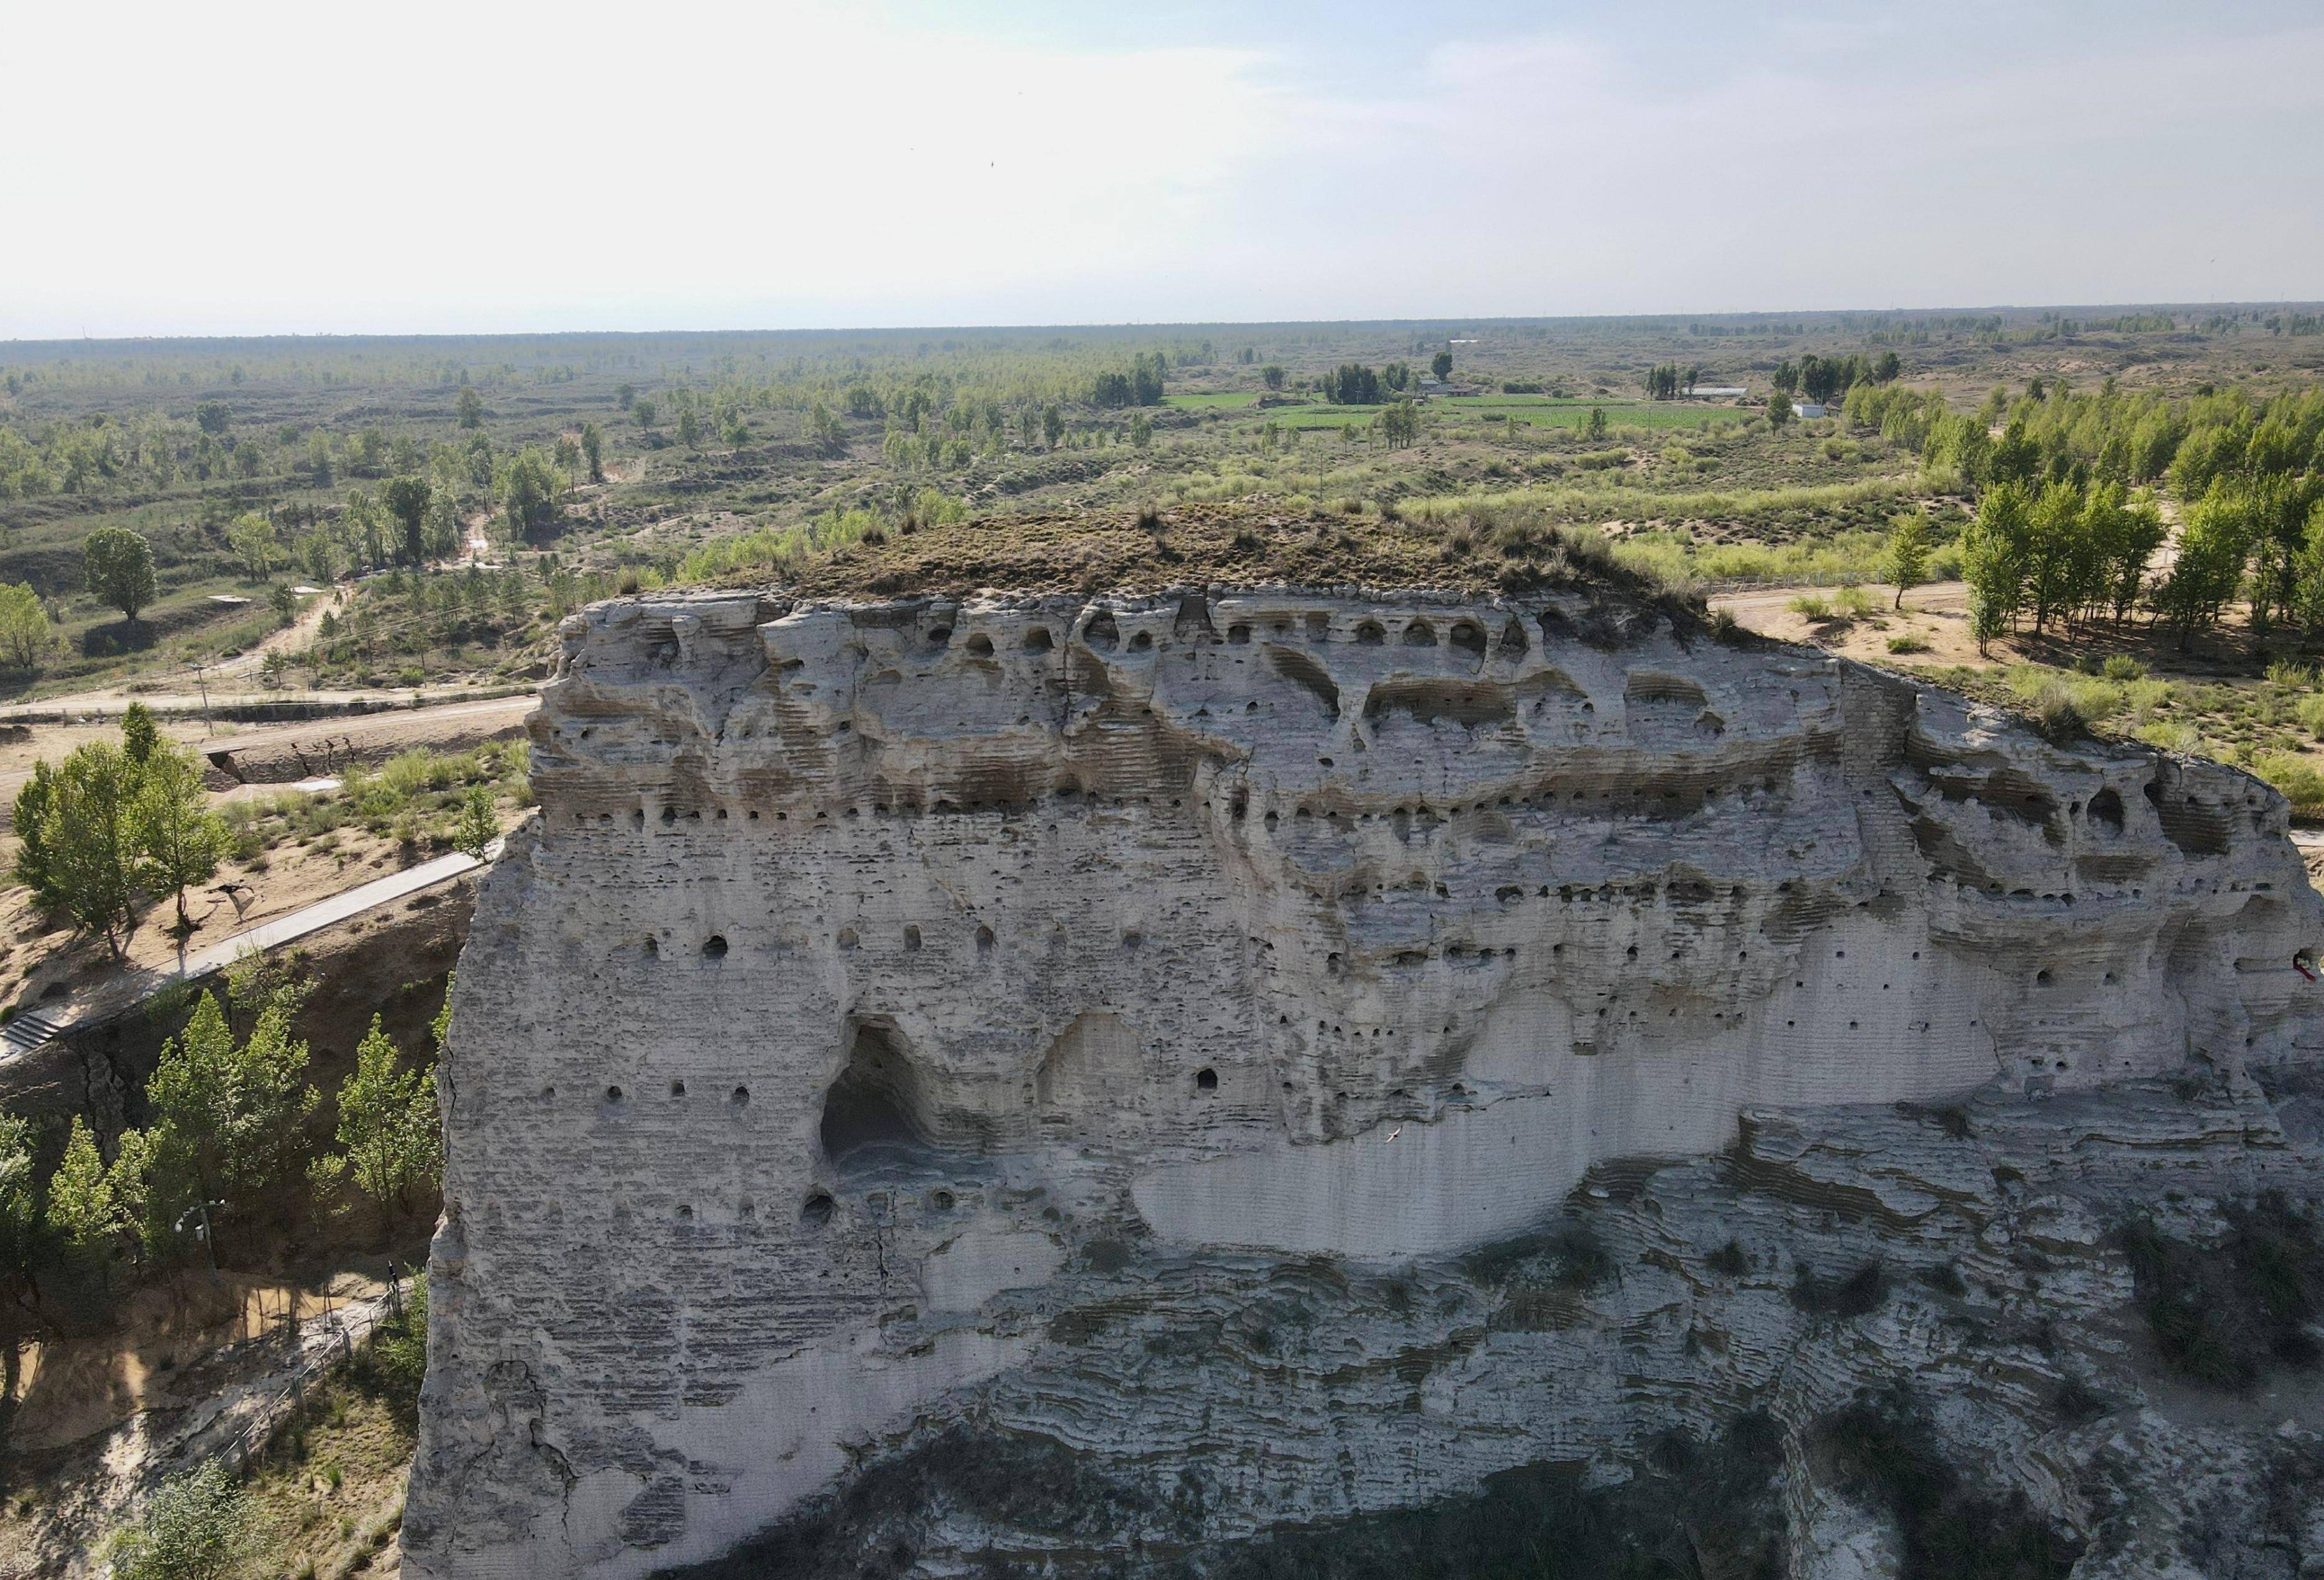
[819,1019,935,1174]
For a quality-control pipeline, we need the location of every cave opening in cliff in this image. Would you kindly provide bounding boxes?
[820,1019,937,1174]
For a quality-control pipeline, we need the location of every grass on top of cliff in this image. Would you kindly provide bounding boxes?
[684,500,1692,605]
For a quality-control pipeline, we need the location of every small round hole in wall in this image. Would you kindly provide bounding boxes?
[801,1192,835,1227]
[676,1204,694,1221]
[1024,628,1054,653]
[670,1080,687,1098]
[930,1190,955,1211]
[967,633,994,656]
[703,935,728,959]
[730,1085,750,1107]
[903,925,922,952]
[605,1085,625,1104]
[1196,1067,1219,1092]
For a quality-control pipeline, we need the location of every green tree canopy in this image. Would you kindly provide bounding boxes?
[1882,516,1930,609]
[109,1459,254,1580]
[138,746,228,931]
[0,581,53,671]
[2156,480,2257,650]
[1962,481,2032,656]
[334,1015,443,1219]
[382,475,431,567]
[142,990,318,1227]
[45,1116,119,1278]
[226,512,277,581]
[19,738,144,955]
[83,526,157,624]
[496,448,561,543]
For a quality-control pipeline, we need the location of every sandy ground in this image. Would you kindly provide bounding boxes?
[1711,579,1982,665]
[0,694,533,1013]
[0,806,445,1017]
[1711,578,2280,679]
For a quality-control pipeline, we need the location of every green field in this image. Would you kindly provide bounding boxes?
[1163,392,1262,409]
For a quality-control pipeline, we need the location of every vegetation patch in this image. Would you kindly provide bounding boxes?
[1814,1385,2082,1580]
[2120,1192,2324,1389]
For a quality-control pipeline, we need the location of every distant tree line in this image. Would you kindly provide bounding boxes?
[1773,352,1902,405]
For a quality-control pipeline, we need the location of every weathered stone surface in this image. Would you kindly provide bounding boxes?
[403,588,2324,1579]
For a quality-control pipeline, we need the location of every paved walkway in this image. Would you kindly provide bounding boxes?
[0,845,492,1063]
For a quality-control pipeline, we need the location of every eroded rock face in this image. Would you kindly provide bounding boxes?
[403,589,2324,1579]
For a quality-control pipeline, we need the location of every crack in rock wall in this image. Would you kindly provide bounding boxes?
[401,589,2324,1579]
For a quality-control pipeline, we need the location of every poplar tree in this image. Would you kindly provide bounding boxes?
[138,748,228,932]
[1883,516,1930,610]
[334,1016,443,1221]
[143,992,318,1225]
[45,1116,118,1281]
[1962,482,2032,656]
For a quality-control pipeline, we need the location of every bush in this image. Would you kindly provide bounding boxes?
[1886,635,1932,655]
[2120,1193,2324,1389]
[1816,1385,2082,1579]
[2255,751,2324,817]
[2028,684,2088,744]
[1831,584,1878,618]
[108,1460,255,1580]
[1787,594,1835,622]
[2101,655,2145,681]
[1789,1260,1888,1317]
[2267,658,2315,688]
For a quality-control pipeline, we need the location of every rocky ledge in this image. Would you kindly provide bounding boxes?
[403,586,2324,1579]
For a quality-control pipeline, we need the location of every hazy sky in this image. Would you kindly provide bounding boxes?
[9,0,2323,339]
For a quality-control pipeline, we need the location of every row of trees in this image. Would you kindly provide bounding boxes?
[1644,364,1701,400]
[1774,351,1902,405]
[1323,363,1420,404]
[2,970,444,1312]
[1940,382,2324,653]
[1850,381,2324,499]
[14,705,227,952]
[1090,352,1169,408]
[1964,472,2324,654]
[1957,480,2169,651]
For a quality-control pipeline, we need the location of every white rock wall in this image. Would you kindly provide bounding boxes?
[402,588,2324,1579]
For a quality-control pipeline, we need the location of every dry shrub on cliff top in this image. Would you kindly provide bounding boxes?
[748,503,1686,606]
